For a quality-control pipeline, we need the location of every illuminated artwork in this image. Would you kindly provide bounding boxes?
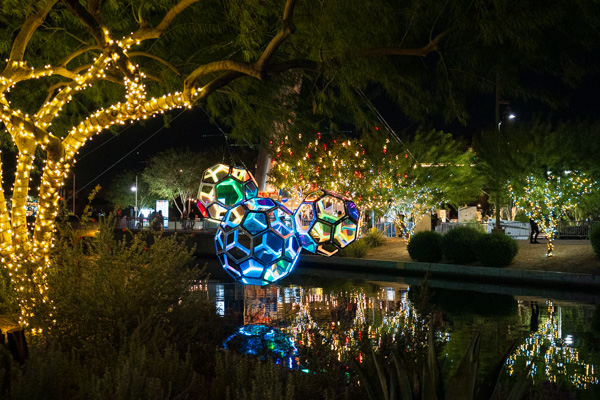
[223,324,298,368]
[197,164,259,222]
[215,198,301,285]
[293,189,360,256]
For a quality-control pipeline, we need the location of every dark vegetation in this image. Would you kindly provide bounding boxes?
[408,227,518,267]
[407,230,444,262]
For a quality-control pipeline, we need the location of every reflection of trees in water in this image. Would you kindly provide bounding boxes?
[507,300,598,389]
[274,285,448,370]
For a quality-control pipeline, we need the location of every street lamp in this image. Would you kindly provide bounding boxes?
[131,175,138,217]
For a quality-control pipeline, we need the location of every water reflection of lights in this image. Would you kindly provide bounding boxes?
[274,285,447,363]
[507,300,598,389]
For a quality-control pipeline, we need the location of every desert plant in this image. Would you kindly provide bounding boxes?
[363,228,387,248]
[476,234,519,268]
[352,331,530,400]
[442,226,484,264]
[339,239,370,258]
[590,223,600,258]
[407,231,443,263]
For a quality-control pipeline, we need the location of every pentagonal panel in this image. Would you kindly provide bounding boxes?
[216,177,244,206]
[240,258,265,279]
[244,180,258,199]
[254,231,284,265]
[243,211,268,235]
[208,203,228,222]
[334,218,358,248]
[293,203,315,233]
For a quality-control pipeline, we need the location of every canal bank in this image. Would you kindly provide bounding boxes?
[298,253,600,291]
[133,230,600,290]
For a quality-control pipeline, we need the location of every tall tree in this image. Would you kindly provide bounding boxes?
[0,0,597,325]
[104,170,158,215]
[142,148,215,218]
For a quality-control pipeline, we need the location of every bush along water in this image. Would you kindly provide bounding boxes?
[590,223,600,258]
[442,226,484,264]
[475,233,519,268]
[407,231,443,263]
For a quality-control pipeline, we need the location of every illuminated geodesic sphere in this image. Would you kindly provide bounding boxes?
[223,325,298,368]
[215,198,301,285]
[197,163,258,222]
[293,189,360,256]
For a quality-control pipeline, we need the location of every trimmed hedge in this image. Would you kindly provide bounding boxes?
[476,233,518,268]
[442,226,484,264]
[590,223,600,258]
[407,231,443,263]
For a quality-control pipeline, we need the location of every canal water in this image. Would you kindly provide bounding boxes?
[200,261,600,398]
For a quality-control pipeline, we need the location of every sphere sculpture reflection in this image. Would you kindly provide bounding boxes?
[293,189,360,256]
[215,198,301,285]
[223,325,298,368]
[197,163,258,222]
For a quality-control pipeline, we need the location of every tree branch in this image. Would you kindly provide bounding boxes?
[132,0,201,41]
[255,0,297,72]
[6,0,59,64]
[358,29,452,58]
[61,0,107,46]
[184,61,260,96]
[58,44,102,68]
[129,51,181,75]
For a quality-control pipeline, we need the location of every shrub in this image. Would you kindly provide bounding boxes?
[442,226,484,264]
[590,223,600,258]
[362,228,387,248]
[475,233,519,268]
[407,231,443,263]
[339,239,370,258]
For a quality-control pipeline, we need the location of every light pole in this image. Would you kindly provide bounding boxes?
[131,175,138,217]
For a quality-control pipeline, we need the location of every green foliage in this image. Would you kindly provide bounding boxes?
[590,223,600,258]
[474,232,519,268]
[407,231,443,263]
[34,217,228,364]
[211,351,347,400]
[7,339,200,400]
[142,148,220,218]
[362,228,386,248]
[339,239,370,258]
[442,226,484,264]
[104,170,159,212]
[514,211,530,223]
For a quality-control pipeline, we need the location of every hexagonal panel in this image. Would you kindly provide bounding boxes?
[316,195,345,223]
[203,164,230,184]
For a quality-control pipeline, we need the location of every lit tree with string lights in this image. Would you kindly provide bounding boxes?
[508,171,596,257]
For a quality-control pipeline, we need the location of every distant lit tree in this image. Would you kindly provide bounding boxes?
[508,171,596,257]
[142,148,215,218]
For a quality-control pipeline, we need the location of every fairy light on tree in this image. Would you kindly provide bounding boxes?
[508,171,595,257]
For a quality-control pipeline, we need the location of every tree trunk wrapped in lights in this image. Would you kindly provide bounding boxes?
[508,172,596,257]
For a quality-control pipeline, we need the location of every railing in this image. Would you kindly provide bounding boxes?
[556,220,599,239]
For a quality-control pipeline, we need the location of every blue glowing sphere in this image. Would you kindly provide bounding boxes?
[293,189,360,256]
[215,198,301,285]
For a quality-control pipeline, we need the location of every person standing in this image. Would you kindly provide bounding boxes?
[529,218,540,243]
